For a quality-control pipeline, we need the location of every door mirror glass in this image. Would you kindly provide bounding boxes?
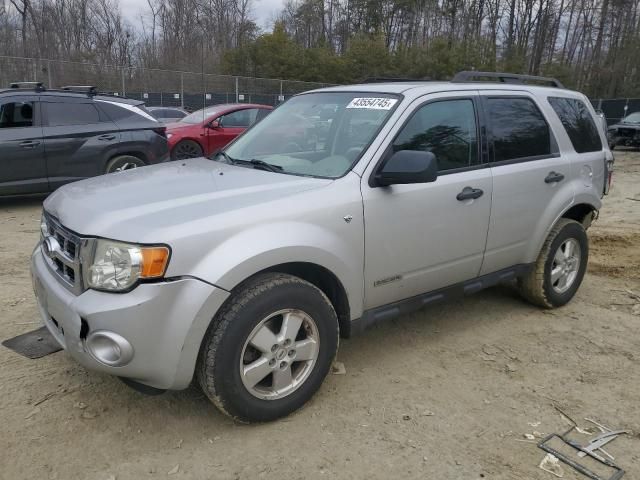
[375,150,438,187]
[209,120,220,129]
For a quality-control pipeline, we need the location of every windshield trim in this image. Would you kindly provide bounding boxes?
[219,91,404,180]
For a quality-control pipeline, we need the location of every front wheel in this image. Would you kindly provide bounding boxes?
[518,218,589,308]
[197,273,339,422]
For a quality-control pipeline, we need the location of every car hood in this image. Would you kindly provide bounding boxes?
[44,158,332,242]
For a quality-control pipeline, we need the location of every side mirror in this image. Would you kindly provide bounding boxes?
[374,150,438,187]
[209,120,220,129]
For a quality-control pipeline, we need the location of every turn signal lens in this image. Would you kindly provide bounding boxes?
[140,247,170,278]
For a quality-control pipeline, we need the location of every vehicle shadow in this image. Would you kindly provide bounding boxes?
[0,194,47,209]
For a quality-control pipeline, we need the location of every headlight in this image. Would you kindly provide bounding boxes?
[40,212,49,238]
[167,133,173,139]
[84,239,170,292]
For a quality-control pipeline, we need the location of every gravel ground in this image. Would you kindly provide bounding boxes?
[1,152,639,480]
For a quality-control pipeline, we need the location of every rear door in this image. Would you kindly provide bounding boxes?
[480,92,573,275]
[0,95,48,195]
[41,97,120,188]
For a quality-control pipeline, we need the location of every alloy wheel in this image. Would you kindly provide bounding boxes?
[240,309,320,400]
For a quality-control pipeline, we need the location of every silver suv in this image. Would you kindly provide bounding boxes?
[31,72,613,422]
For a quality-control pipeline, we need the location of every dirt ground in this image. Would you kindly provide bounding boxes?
[1,152,639,480]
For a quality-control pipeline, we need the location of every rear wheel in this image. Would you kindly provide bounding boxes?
[171,140,203,160]
[197,273,339,423]
[105,155,145,174]
[518,218,588,308]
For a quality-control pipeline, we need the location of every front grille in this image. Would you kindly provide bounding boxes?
[42,214,85,295]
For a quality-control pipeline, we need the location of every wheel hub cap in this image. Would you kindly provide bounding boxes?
[240,309,320,401]
[551,238,581,294]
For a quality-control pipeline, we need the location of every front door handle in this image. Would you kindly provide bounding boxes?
[19,140,40,149]
[456,186,484,201]
[98,134,116,141]
[545,171,565,183]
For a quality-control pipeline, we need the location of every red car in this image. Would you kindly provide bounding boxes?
[166,103,273,160]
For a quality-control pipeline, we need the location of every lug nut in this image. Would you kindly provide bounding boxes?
[279,361,287,369]
[271,344,278,353]
[269,359,276,367]
[284,339,292,346]
[288,349,295,357]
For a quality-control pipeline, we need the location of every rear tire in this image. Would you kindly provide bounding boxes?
[518,218,588,308]
[197,273,339,423]
[171,140,203,160]
[105,155,145,174]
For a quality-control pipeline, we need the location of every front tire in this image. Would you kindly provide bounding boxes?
[518,218,589,308]
[197,273,339,423]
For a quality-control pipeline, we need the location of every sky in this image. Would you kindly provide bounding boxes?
[119,0,284,31]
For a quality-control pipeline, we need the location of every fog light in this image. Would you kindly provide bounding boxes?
[85,330,134,366]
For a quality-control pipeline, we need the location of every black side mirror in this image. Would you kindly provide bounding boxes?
[374,150,438,187]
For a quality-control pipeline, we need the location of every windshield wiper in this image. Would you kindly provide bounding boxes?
[214,152,283,173]
[247,159,284,172]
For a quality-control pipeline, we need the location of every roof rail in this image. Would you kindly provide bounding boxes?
[9,81,46,91]
[452,71,564,88]
[361,76,431,83]
[61,85,98,96]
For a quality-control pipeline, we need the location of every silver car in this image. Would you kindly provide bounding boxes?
[31,72,613,422]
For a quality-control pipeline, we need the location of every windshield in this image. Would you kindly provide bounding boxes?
[622,112,640,124]
[181,107,221,124]
[223,92,400,178]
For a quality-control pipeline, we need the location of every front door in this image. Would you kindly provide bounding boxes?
[0,95,48,195]
[361,92,493,310]
[206,108,259,155]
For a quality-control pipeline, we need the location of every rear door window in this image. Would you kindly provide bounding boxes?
[0,100,35,128]
[548,97,602,153]
[46,102,101,126]
[487,97,551,162]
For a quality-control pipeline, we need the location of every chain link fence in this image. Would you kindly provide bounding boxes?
[3,56,638,121]
[0,56,333,110]
[591,98,640,125]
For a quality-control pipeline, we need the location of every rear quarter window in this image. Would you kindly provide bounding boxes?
[548,97,602,153]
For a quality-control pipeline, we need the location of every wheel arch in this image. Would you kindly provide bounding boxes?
[252,262,352,338]
[560,202,599,229]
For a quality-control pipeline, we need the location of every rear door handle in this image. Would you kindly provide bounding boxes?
[98,134,116,141]
[19,140,40,149]
[545,171,565,183]
[456,186,484,201]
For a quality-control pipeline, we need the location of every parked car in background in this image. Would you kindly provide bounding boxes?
[607,111,640,149]
[166,103,272,160]
[0,82,169,196]
[147,106,188,124]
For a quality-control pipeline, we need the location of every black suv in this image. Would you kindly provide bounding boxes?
[0,82,169,196]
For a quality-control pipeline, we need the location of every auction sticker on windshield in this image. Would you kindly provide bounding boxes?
[346,98,398,110]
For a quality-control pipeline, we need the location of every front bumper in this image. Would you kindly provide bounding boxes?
[31,247,229,390]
